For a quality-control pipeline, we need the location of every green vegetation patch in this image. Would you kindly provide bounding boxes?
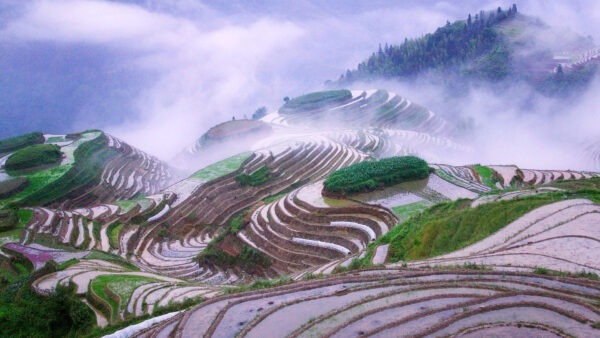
[107,222,124,249]
[392,200,432,222]
[5,144,62,172]
[224,276,291,294]
[0,208,31,233]
[45,136,66,143]
[324,156,432,195]
[377,192,579,262]
[279,89,352,113]
[56,258,80,271]
[0,132,45,153]
[12,132,119,207]
[471,165,499,189]
[190,152,251,182]
[0,164,72,207]
[199,245,271,272]
[93,274,161,312]
[0,274,95,337]
[197,209,271,273]
[340,6,517,83]
[237,165,270,187]
[112,200,138,213]
[533,266,599,280]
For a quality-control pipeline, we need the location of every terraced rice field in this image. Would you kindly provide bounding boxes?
[401,198,600,274]
[0,131,174,209]
[32,258,221,326]
[238,181,397,276]
[2,88,600,336]
[132,269,600,337]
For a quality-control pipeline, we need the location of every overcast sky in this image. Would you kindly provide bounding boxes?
[1,0,599,160]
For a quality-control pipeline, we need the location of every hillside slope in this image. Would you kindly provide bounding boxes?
[1,88,599,337]
[339,5,598,95]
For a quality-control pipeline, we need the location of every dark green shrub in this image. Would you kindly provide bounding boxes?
[237,166,270,187]
[0,208,18,232]
[0,132,45,153]
[252,106,267,119]
[324,156,431,195]
[0,277,95,337]
[5,144,62,172]
[198,245,270,273]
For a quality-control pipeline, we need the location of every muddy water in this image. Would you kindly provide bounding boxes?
[244,285,407,338]
[353,178,428,208]
[212,282,369,338]
[303,287,495,337]
[433,307,598,337]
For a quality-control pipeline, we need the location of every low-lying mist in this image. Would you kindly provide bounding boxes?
[349,75,600,171]
[1,0,599,172]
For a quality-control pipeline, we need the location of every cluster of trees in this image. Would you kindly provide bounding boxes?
[4,144,62,172]
[340,5,518,82]
[0,272,95,337]
[323,156,432,195]
[0,132,45,154]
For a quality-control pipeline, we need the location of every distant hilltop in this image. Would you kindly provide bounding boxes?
[336,4,598,96]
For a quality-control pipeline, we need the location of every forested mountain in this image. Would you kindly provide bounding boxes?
[338,4,598,95]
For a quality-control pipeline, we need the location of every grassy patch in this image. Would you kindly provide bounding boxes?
[112,200,139,213]
[224,276,292,294]
[0,164,73,208]
[84,251,139,271]
[107,222,123,249]
[471,165,499,189]
[45,136,66,143]
[392,200,432,222]
[5,144,62,172]
[237,165,270,187]
[190,152,251,182]
[57,258,80,271]
[376,191,586,262]
[534,267,599,280]
[279,89,352,113]
[324,156,432,195]
[93,275,161,312]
